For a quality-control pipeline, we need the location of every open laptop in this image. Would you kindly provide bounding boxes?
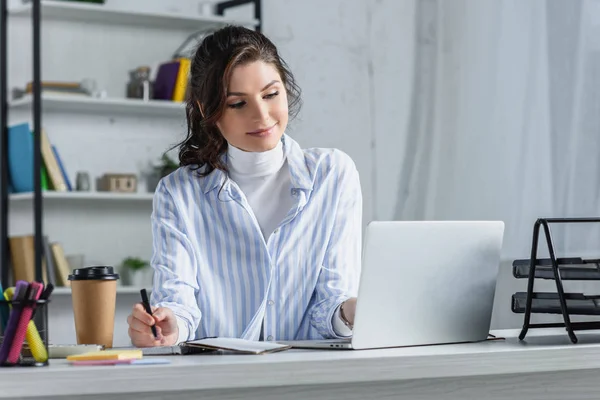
[279,220,504,350]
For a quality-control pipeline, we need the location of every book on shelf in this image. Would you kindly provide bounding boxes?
[7,122,72,194]
[8,123,40,193]
[13,81,93,100]
[9,235,36,284]
[43,236,58,287]
[8,235,71,288]
[40,129,67,191]
[172,58,190,102]
[152,58,190,102]
[25,81,91,96]
[50,242,71,287]
[41,165,49,191]
[51,145,73,191]
[153,60,181,101]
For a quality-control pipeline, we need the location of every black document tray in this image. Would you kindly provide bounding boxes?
[513,258,600,280]
[512,292,600,315]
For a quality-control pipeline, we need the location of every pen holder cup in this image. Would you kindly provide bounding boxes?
[0,298,50,367]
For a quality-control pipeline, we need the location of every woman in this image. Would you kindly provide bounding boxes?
[127,25,362,347]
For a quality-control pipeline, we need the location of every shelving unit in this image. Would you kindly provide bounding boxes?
[9,94,186,118]
[0,0,262,289]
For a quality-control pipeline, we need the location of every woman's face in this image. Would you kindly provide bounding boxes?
[216,61,289,152]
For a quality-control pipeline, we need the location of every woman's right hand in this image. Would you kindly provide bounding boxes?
[127,304,179,347]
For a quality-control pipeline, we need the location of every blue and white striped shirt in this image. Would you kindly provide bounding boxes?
[150,134,362,342]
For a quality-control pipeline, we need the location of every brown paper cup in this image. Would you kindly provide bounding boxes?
[68,266,120,349]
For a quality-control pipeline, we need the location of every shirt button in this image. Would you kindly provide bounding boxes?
[291,189,298,196]
[268,300,274,306]
[273,228,279,234]
[267,335,273,341]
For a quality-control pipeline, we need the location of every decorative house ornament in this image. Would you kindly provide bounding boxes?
[99,173,137,193]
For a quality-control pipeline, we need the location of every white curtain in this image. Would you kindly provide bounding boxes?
[394,0,600,261]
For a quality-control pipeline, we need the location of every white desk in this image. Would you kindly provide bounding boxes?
[2,328,600,400]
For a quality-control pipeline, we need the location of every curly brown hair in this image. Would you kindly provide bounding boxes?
[178,25,302,177]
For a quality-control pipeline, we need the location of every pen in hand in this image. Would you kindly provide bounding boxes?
[140,288,158,339]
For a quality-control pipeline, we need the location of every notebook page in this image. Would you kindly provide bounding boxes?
[186,337,290,353]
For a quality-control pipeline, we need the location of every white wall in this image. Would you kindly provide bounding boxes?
[369,0,416,221]
[263,0,374,225]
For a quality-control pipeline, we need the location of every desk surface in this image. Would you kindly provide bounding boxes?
[3,328,600,399]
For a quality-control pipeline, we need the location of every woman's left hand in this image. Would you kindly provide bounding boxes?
[341,297,357,326]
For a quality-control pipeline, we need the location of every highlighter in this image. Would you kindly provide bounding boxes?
[7,282,44,364]
[0,281,28,364]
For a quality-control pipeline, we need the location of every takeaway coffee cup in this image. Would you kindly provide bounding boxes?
[68,266,120,348]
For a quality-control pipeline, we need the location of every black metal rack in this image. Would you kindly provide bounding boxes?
[0,1,8,292]
[217,0,262,33]
[0,0,262,290]
[0,0,44,291]
[512,217,600,343]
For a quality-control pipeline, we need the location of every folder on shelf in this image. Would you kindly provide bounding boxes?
[24,81,90,96]
[172,58,190,102]
[42,236,57,286]
[40,129,67,191]
[41,166,49,191]
[7,123,35,193]
[51,146,72,191]
[8,234,53,285]
[9,235,35,284]
[153,60,181,100]
[7,123,65,193]
[50,243,71,287]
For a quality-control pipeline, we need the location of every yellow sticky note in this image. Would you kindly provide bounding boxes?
[66,349,142,361]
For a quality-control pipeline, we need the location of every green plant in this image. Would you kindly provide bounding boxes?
[121,257,149,271]
[154,153,179,178]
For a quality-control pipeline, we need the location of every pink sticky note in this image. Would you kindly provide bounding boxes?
[70,359,134,366]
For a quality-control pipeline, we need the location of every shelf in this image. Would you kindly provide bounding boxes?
[53,286,147,295]
[9,94,185,117]
[9,1,259,30]
[10,191,155,202]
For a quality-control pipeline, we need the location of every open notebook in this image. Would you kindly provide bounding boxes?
[124,337,291,356]
[185,337,291,354]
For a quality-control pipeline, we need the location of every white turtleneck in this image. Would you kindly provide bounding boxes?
[226,139,352,338]
[227,140,292,240]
